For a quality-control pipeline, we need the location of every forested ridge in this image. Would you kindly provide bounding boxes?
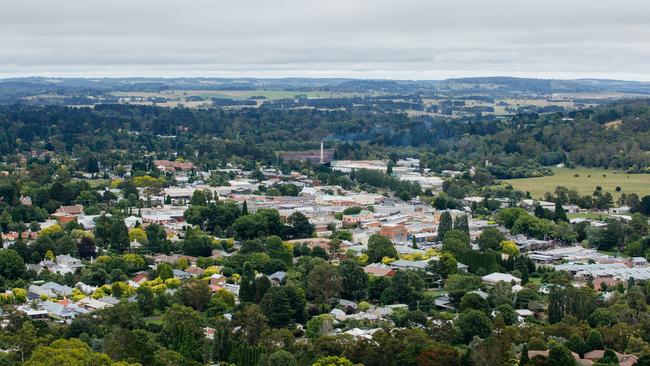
[0,99,649,177]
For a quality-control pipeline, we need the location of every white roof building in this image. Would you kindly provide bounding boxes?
[482,272,521,285]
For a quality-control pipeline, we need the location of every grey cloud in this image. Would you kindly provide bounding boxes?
[1,0,650,79]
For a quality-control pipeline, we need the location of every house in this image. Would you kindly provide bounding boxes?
[481,272,521,286]
[56,255,83,270]
[77,297,113,311]
[390,259,428,271]
[20,196,32,207]
[342,210,374,225]
[629,257,648,267]
[129,240,143,251]
[527,253,555,265]
[363,263,396,277]
[131,272,149,284]
[380,223,408,241]
[582,350,637,366]
[519,350,581,363]
[152,254,197,266]
[269,271,286,284]
[41,282,74,297]
[173,269,191,280]
[343,328,381,339]
[75,282,98,295]
[51,205,84,223]
[42,300,88,320]
[28,284,56,299]
[339,299,358,311]
[330,308,347,321]
[210,274,227,287]
[435,294,455,310]
[608,206,630,215]
[515,309,535,320]
[185,265,205,277]
[124,216,142,228]
[17,305,49,320]
[153,160,195,172]
[55,205,84,216]
[97,296,121,306]
[39,255,84,275]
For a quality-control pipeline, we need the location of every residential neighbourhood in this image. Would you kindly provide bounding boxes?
[0,153,648,365]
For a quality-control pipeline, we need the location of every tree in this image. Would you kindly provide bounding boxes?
[453,215,469,235]
[260,287,292,328]
[312,356,355,366]
[519,343,529,366]
[534,204,546,219]
[208,317,232,362]
[77,236,97,259]
[367,234,397,263]
[441,233,471,257]
[427,252,457,280]
[589,308,617,328]
[477,227,506,251]
[233,304,269,344]
[239,263,256,303]
[438,212,453,240]
[0,249,25,280]
[307,262,342,304]
[640,195,650,216]
[177,280,211,312]
[554,201,568,223]
[567,333,586,356]
[24,338,122,366]
[254,276,272,303]
[417,343,460,366]
[13,321,46,363]
[161,304,204,362]
[630,212,648,236]
[157,263,174,280]
[190,190,207,206]
[110,219,129,253]
[547,342,577,366]
[547,286,568,323]
[457,309,493,342]
[268,350,297,366]
[135,286,155,316]
[586,329,604,351]
[128,227,148,245]
[339,259,368,301]
[285,285,308,323]
[242,200,249,215]
[287,212,314,239]
[500,240,519,256]
[182,233,213,257]
[470,335,515,366]
[599,349,619,365]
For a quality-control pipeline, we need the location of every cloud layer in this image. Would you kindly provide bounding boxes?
[2,0,650,80]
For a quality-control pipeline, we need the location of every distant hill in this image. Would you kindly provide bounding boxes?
[1,76,650,103]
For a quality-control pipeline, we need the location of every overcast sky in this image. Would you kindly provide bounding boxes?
[2,0,650,80]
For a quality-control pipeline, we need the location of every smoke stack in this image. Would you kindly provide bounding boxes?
[320,142,324,164]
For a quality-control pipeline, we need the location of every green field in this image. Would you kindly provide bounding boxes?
[503,167,650,199]
[114,89,361,101]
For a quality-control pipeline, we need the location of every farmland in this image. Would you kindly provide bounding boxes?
[502,167,650,199]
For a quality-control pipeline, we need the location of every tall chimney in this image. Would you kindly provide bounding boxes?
[320,142,324,164]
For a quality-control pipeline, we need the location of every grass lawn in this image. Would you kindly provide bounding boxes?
[567,212,610,220]
[502,167,650,200]
[528,277,542,285]
[423,289,447,298]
